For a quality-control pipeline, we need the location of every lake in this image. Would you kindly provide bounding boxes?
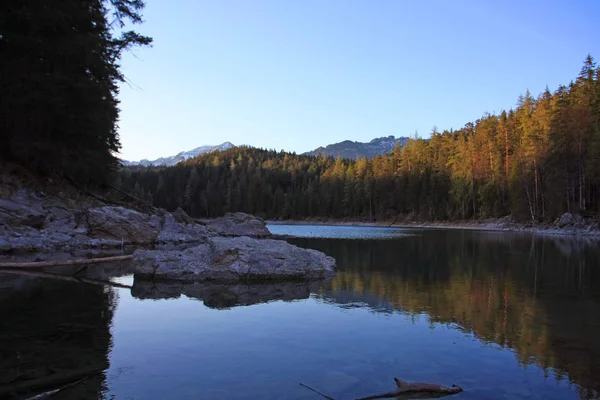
[1,225,599,399]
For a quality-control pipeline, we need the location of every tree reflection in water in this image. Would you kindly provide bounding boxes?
[0,268,118,399]
[291,231,600,399]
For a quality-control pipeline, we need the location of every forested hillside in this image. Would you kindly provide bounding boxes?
[119,56,600,222]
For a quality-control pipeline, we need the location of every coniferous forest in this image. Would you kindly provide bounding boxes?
[1,0,151,185]
[119,56,600,223]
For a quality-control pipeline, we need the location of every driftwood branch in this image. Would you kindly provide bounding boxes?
[355,378,463,400]
[0,255,132,269]
[0,368,103,398]
[24,378,87,400]
[300,377,463,400]
[0,269,133,289]
[299,383,336,400]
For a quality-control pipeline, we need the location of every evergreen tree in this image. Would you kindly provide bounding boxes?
[0,0,152,184]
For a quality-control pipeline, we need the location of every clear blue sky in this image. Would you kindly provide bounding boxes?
[117,0,600,161]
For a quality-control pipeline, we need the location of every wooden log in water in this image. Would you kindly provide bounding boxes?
[0,255,132,269]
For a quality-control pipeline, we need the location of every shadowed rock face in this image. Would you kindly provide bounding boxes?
[132,236,336,282]
[131,278,324,309]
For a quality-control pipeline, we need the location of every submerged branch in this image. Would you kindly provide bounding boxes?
[299,383,336,400]
[24,378,87,400]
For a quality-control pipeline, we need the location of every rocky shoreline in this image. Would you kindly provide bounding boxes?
[0,188,336,282]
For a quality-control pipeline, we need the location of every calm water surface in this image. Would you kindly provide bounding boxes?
[1,226,600,399]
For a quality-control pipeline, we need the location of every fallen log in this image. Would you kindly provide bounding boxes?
[0,367,103,398]
[0,268,133,289]
[300,377,463,400]
[0,255,132,269]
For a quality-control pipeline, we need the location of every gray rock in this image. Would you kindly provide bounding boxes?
[206,212,271,237]
[131,279,322,309]
[43,213,79,235]
[1,189,323,272]
[172,207,195,225]
[157,213,208,244]
[0,191,47,228]
[556,212,586,228]
[556,213,587,228]
[573,214,586,227]
[132,236,336,282]
[80,206,159,244]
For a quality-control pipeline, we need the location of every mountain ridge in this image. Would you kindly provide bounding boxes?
[303,135,409,160]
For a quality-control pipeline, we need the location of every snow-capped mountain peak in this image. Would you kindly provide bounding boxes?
[122,142,235,167]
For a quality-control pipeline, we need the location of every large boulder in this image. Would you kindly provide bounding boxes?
[79,206,159,244]
[132,236,336,282]
[206,212,270,237]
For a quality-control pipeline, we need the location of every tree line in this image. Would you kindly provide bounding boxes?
[118,56,600,222]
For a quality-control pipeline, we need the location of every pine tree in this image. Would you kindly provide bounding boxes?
[0,0,152,184]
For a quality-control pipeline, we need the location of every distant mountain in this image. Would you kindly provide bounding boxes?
[303,135,409,160]
[122,142,235,167]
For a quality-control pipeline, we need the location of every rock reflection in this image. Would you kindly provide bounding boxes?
[131,278,326,309]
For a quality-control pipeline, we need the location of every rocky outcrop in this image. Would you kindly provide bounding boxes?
[132,236,336,282]
[131,279,322,309]
[206,212,270,237]
[0,189,209,253]
[1,189,338,287]
[79,206,159,244]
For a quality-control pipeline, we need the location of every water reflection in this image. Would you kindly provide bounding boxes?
[131,279,325,309]
[1,229,599,399]
[289,230,600,399]
[0,272,116,399]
